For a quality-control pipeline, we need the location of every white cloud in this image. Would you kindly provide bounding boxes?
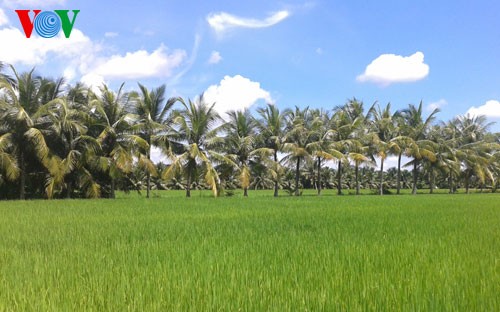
[377,155,411,171]
[0,19,188,83]
[207,10,289,36]
[0,27,95,65]
[2,0,66,7]
[62,67,75,81]
[357,51,429,86]
[204,75,273,115]
[80,73,105,93]
[0,8,8,26]
[466,100,500,118]
[89,45,186,80]
[133,27,155,36]
[150,146,169,164]
[427,99,447,112]
[315,47,323,55]
[208,51,222,64]
[104,32,118,38]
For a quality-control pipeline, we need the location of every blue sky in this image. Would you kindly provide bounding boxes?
[1,0,499,131]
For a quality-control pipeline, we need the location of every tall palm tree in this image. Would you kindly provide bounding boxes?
[0,133,20,185]
[256,104,290,197]
[131,83,179,198]
[37,97,101,198]
[91,83,148,198]
[283,106,314,196]
[399,101,439,194]
[348,142,374,195]
[368,102,398,195]
[223,110,271,196]
[331,99,366,195]
[0,67,53,199]
[306,109,343,195]
[453,114,497,193]
[164,96,226,197]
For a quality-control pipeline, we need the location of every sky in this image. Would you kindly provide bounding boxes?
[1,0,499,137]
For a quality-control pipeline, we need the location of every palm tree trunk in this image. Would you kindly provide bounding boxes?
[146,140,151,199]
[295,157,301,196]
[355,163,360,195]
[396,153,402,195]
[429,168,434,194]
[19,152,26,200]
[449,171,453,194]
[186,167,191,198]
[317,157,321,195]
[412,160,418,195]
[337,161,342,195]
[110,178,116,199]
[465,170,470,194]
[379,157,384,195]
[146,173,151,198]
[273,150,279,197]
[66,180,72,199]
[243,187,248,197]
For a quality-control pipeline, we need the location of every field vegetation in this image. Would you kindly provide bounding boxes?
[0,192,498,310]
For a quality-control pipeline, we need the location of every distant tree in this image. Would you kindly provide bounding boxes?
[91,83,148,198]
[130,83,179,198]
[256,104,290,197]
[399,101,439,194]
[283,106,314,196]
[306,109,343,195]
[164,96,226,197]
[223,110,272,196]
[0,67,54,199]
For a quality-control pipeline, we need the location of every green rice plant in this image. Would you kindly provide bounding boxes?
[0,193,498,311]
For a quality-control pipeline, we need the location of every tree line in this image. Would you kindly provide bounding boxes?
[0,63,499,199]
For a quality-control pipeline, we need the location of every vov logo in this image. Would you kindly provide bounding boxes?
[15,10,80,38]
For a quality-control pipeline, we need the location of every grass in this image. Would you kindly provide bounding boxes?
[0,191,499,311]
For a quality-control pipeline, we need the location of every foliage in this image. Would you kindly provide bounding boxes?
[0,193,498,310]
[0,65,498,199]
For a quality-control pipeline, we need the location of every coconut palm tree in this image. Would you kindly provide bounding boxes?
[306,109,343,195]
[453,114,497,193]
[331,99,366,195]
[90,83,149,198]
[348,142,374,195]
[256,104,290,197]
[0,133,20,186]
[164,96,227,197]
[0,67,53,199]
[223,110,272,196]
[36,97,101,198]
[399,101,439,194]
[368,102,398,195]
[130,83,179,198]
[283,106,315,196]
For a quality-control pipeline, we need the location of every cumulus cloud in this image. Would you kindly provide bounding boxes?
[427,99,447,112]
[208,51,222,64]
[80,72,105,93]
[357,51,429,86]
[0,19,188,82]
[204,75,273,115]
[104,32,118,38]
[0,8,8,26]
[0,27,95,65]
[466,100,500,118]
[62,66,76,81]
[207,10,289,36]
[89,45,186,80]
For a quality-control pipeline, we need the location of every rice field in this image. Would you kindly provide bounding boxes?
[0,191,498,311]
